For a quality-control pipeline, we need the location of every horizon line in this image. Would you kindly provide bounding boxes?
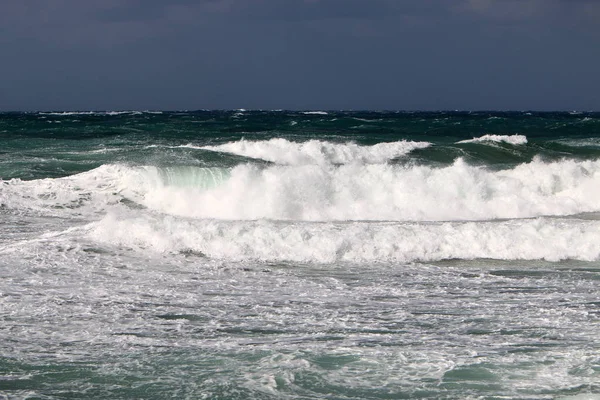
[0,109,598,114]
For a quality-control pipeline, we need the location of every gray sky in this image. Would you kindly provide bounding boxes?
[1,0,599,111]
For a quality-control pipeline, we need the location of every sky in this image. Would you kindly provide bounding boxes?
[0,0,599,111]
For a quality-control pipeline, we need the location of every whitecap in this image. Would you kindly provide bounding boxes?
[200,138,430,165]
[457,134,528,145]
[302,111,329,115]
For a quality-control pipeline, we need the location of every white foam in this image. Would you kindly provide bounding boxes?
[105,111,143,116]
[89,214,600,263]
[302,111,328,115]
[554,138,600,148]
[458,134,528,145]
[201,138,431,165]
[39,111,98,116]
[0,164,136,217]
[351,117,382,122]
[127,157,600,222]
[38,111,147,116]
[4,157,600,223]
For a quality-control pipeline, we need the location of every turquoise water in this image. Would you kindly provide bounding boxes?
[1,111,600,399]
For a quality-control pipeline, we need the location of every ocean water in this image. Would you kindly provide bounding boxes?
[1,110,600,399]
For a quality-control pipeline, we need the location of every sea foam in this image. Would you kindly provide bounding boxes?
[3,157,600,222]
[128,157,600,222]
[89,213,600,263]
[458,134,528,145]
[201,138,431,165]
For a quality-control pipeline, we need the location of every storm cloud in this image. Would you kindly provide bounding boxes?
[0,0,598,110]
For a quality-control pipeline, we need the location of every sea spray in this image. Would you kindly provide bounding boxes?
[201,138,431,165]
[89,212,600,262]
[3,157,600,221]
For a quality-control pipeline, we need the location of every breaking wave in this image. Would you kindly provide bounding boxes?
[89,213,600,263]
[200,138,431,165]
[458,134,528,145]
[3,157,600,222]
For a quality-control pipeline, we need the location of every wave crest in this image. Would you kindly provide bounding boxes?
[458,134,528,145]
[90,214,600,263]
[201,138,431,165]
[4,157,600,222]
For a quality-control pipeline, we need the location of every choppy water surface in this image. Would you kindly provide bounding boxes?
[1,111,600,399]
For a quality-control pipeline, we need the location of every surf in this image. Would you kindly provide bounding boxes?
[3,156,600,222]
[200,138,431,165]
[87,212,600,263]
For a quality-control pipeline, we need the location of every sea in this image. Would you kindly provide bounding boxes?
[1,110,600,399]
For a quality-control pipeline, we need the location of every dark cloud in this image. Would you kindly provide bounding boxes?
[83,0,453,24]
[0,0,598,111]
[232,0,409,21]
[201,0,457,22]
[91,0,220,22]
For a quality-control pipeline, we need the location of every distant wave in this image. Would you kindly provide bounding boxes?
[351,117,382,122]
[457,134,528,145]
[579,117,596,123]
[200,138,430,165]
[553,138,600,148]
[302,111,328,115]
[38,111,162,116]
